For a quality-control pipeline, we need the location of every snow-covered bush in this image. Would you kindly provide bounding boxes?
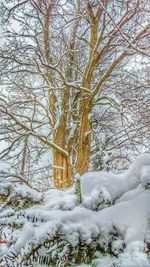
[0,154,150,267]
[0,181,42,210]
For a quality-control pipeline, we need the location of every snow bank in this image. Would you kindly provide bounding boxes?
[43,187,77,210]
[81,153,150,209]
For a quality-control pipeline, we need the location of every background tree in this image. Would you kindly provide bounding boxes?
[92,63,150,170]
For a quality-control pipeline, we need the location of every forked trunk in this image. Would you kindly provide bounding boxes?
[53,90,93,188]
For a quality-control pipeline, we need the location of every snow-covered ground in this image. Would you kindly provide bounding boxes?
[0,154,150,266]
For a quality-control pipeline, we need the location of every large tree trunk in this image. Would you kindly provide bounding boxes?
[76,96,93,175]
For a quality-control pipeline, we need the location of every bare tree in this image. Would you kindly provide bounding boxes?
[0,0,149,188]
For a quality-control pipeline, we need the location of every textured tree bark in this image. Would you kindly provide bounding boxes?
[76,96,93,175]
[53,123,73,188]
[53,150,73,189]
[53,108,73,188]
